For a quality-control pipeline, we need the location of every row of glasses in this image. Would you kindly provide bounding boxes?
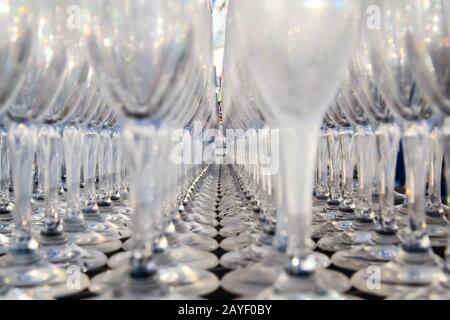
[0,0,96,298]
[348,0,445,297]
[0,0,136,298]
[83,0,222,299]
[307,0,450,299]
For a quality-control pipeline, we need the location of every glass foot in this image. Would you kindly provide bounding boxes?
[220,233,254,251]
[183,221,218,238]
[219,245,270,269]
[177,231,219,252]
[91,263,219,297]
[66,230,122,254]
[94,270,186,300]
[388,271,450,299]
[219,223,250,238]
[0,234,10,255]
[255,270,345,300]
[351,248,443,297]
[109,245,218,270]
[40,244,107,272]
[0,255,90,298]
[220,252,349,297]
[85,221,131,240]
[317,229,372,253]
[331,244,399,271]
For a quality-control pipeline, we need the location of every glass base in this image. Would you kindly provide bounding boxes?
[220,233,255,251]
[331,244,399,271]
[388,271,450,299]
[0,203,14,221]
[91,262,219,297]
[425,205,449,225]
[220,214,253,227]
[218,207,250,219]
[190,213,219,228]
[123,234,218,253]
[0,234,10,255]
[95,270,186,300]
[255,270,345,300]
[85,221,131,240]
[109,245,218,270]
[0,287,53,299]
[40,243,107,272]
[219,223,250,238]
[182,221,218,238]
[317,229,373,253]
[177,231,219,252]
[66,230,122,254]
[220,252,350,297]
[219,242,322,270]
[351,247,443,297]
[0,255,90,298]
[312,220,353,239]
[219,244,271,269]
[190,206,218,219]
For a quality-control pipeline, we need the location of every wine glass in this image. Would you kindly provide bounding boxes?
[385,0,450,299]
[220,0,358,299]
[351,0,444,297]
[0,0,93,298]
[84,0,219,299]
[0,0,39,257]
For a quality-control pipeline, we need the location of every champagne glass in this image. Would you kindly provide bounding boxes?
[351,0,444,297]
[84,0,218,299]
[0,0,38,256]
[220,0,358,299]
[0,0,91,298]
[387,0,450,299]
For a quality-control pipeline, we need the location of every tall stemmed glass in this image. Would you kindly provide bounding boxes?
[351,0,443,297]
[122,0,220,253]
[85,0,213,299]
[389,0,450,299]
[93,2,222,295]
[62,99,124,256]
[317,76,378,256]
[0,0,91,297]
[78,110,131,240]
[330,50,403,271]
[0,1,38,254]
[225,0,358,299]
[33,51,109,273]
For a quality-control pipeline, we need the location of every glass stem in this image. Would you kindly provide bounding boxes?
[401,121,430,251]
[8,122,38,258]
[81,127,99,214]
[374,122,400,235]
[326,127,341,207]
[354,125,375,224]
[426,127,444,214]
[63,124,85,231]
[338,125,354,211]
[441,119,450,273]
[111,128,122,200]
[315,129,329,200]
[39,124,65,239]
[34,145,45,201]
[122,121,158,277]
[273,169,288,252]
[0,126,12,215]
[282,122,319,273]
[97,128,112,206]
[120,150,128,196]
